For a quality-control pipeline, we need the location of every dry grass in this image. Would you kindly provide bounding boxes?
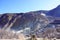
[0,29,19,39]
[0,29,60,40]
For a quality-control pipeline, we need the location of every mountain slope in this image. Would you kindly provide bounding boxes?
[0,11,49,32]
[47,5,60,17]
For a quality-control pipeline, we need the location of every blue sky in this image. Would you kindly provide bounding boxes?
[0,0,60,13]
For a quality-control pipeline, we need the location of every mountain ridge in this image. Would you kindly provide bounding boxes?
[47,5,60,17]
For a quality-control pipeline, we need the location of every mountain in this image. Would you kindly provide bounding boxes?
[0,11,49,31]
[0,5,60,37]
[0,12,50,37]
[47,5,60,17]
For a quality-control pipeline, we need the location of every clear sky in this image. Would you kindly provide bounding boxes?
[0,0,60,13]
